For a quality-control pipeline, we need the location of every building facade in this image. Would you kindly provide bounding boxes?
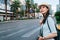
[0,0,11,11]
[57,5,60,11]
[59,0,60,4]
[48,5,53,15]
[0,0,13,21]
[56,0,60,11]
[20,0,26,11]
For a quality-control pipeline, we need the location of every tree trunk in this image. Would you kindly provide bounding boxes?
[24,10,25,17]
[27,8,30,18]
[16,9,18,20]
[5,0,7,21]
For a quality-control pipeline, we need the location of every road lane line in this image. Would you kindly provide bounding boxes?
[0,26,35,38]
[21,27,40,37]
[1,28,27,38]
[0,23,30,33]
[0,26,24,33]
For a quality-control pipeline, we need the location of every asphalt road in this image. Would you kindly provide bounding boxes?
[0,19,41,40]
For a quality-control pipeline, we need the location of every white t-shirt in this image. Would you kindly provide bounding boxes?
[40,16,57,40]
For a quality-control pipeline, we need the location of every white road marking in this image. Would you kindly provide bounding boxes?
[21,27,40,37]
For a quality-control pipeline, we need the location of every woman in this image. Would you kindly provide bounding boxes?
[38,4,57,40]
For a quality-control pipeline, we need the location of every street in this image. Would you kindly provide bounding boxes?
[0,19,40,40]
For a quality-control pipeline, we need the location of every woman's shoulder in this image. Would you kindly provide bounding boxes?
[47,15,53,20]
[47,15,55,23]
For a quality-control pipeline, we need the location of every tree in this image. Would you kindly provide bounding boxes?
[32,3,39,18]
[55,11,60,23]
[26,0,31,10]
[32,3,37,9]
[4,0,7,20]
[11,0,21,20]
[26,0,31,18]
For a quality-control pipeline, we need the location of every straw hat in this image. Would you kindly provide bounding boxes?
[39,3,50,9]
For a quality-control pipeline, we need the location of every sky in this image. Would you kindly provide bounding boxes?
[34,0,59,12]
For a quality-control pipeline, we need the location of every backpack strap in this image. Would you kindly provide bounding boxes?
[47,19,51,33]
[40,27,43,37]
[47,16,57,33]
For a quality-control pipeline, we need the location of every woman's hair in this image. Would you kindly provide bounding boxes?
[43,10,49,24]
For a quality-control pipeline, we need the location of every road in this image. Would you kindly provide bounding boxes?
[0,19,41,40]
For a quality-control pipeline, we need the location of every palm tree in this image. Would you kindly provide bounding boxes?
[26,0,31,18]
[4,0,7,20]
[11,0,21,20]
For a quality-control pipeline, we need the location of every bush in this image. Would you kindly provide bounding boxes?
[55,11,60,24]
[0,20,1,22]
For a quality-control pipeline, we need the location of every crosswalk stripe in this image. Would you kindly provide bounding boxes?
[21,27,40,37]
[0,26,26,33]
[0,23,31,33]
[1,28,28,38]
[0,26,35,38]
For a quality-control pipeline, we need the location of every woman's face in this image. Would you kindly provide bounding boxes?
[40,6,49,14]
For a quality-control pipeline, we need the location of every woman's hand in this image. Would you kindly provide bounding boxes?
[39,20,43,25]
[38,36,43,40]
[43,37,47,40]
[38,36,48,40]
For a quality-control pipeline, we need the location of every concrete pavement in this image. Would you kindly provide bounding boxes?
[0,19,40,40]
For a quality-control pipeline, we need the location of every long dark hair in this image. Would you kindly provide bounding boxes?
[42,11,49,24]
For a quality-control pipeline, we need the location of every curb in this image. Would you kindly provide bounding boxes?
[0,20,17,24]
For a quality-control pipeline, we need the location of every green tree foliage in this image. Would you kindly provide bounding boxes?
[32,3,37,9]
[36,8,40,13]
[26,0,31,9]
[11,0,21,19]
[32,3,40,13]
[11,0,20,13]
[55,11,60,23]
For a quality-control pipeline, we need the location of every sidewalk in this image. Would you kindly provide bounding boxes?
[0,19,38,24]
[0,20,18,23]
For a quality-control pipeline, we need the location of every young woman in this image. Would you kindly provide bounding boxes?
[38,4,57,40]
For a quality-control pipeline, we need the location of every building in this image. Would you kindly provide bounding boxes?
[57,5,60,11]
[56,0,60,11]
[59,0,60,4]
[0,0,13,21]
[48,5,53,15]
[19,0,26,11]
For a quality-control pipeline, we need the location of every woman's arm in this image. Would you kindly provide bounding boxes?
[43,33,57,39]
